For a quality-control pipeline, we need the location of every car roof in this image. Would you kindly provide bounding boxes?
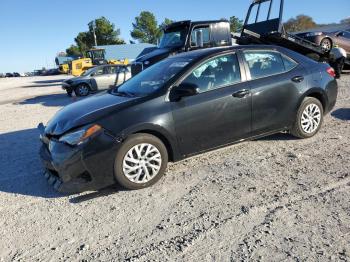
[172,45,285,60]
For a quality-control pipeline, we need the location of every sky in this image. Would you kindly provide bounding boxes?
[0,0,349,73]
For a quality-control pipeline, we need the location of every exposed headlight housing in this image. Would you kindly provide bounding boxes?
[305,32,323,37]
[59,124,102,146]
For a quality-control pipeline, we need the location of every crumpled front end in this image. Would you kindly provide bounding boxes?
[38,123,120,194]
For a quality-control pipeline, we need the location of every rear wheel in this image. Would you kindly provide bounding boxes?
[291,97,324,139]
[320,38,332,52]
[75,84,90,97]
[114,133,168,190]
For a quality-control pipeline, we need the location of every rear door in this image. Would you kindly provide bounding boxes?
[241,49,305,135]
[171,53,251,156]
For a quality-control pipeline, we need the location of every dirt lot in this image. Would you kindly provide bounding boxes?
[0,74,349,261]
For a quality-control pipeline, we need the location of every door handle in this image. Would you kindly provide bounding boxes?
[291,76,304,83]
[232,89,250,98]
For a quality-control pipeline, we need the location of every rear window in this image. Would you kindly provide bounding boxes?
[243,50,297,79]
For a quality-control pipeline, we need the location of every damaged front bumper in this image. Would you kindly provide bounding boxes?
[38,123,121,194]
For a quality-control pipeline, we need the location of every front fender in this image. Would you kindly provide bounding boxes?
[117,123,181,161]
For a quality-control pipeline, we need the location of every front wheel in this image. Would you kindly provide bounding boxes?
[75,84,90,97]
[114,133,168,190]
[291,97,324,139]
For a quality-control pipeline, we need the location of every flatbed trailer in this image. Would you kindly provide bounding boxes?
[237,0,346,77]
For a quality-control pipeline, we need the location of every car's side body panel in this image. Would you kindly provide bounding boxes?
[171,81,252,156]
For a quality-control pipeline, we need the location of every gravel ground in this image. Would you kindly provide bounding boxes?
[0,74,349,261]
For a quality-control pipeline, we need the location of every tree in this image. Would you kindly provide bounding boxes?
[66,45,81,57]
[92,17,125,45]
[66,17,125,57]
[229,16,243,33]
[160,18,174,29]
[131,11,161,44]
[283,15,316,32]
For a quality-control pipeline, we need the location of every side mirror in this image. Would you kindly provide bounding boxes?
[170,83,199,101]
[195,30,204,48]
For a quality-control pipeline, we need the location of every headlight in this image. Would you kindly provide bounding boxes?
[59,124,102,146]
[144,60,150,65]
[305,32,323,37]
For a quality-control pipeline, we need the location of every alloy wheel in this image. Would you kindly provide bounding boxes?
[301,103,321,134]
[78,85,89,96]
[122,143,162,184]
[321,39,332,52]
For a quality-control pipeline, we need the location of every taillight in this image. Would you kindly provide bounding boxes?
[326,67,336,78]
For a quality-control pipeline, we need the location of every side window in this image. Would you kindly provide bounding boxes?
[342,31,350,39]
[191,26,210,46]
[282,55,298,71]
[103,66,114,74]
[181,54,241,93]
[94,67,104,76]
[244,51,286,79]
[109,66,118,74]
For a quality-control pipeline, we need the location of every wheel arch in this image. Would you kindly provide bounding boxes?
[299,88,328,112]
[133,129,175,161]
[119,123,180,162]
[72,81,92,89]
[320,37,333,49]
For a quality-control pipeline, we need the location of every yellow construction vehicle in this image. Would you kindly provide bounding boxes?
[70,58,94,76]
[58,63,70,74]
[70,48,129,76]
[108,58,129,65]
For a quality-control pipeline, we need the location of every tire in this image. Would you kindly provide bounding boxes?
[320,38,332,52]
[74,84,90,97]
[114,133,168,190]
[291,97,324,139]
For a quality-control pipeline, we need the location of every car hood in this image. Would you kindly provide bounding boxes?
[45,92,137,136]
[64,76,87,83]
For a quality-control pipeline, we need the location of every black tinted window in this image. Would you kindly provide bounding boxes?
[244,51,288,79]
[182,54,241,93]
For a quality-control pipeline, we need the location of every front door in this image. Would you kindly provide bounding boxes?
[171,53,251,156]
[93,66,116,90]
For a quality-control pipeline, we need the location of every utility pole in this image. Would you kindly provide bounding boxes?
[89,20,98,46]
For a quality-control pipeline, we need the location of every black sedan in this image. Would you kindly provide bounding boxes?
[39,45,338,193]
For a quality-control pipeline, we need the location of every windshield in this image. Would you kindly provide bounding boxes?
[87,50,105,60]
[112,58,192,96]
[159,26,189,48]
[81,67,96,76]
